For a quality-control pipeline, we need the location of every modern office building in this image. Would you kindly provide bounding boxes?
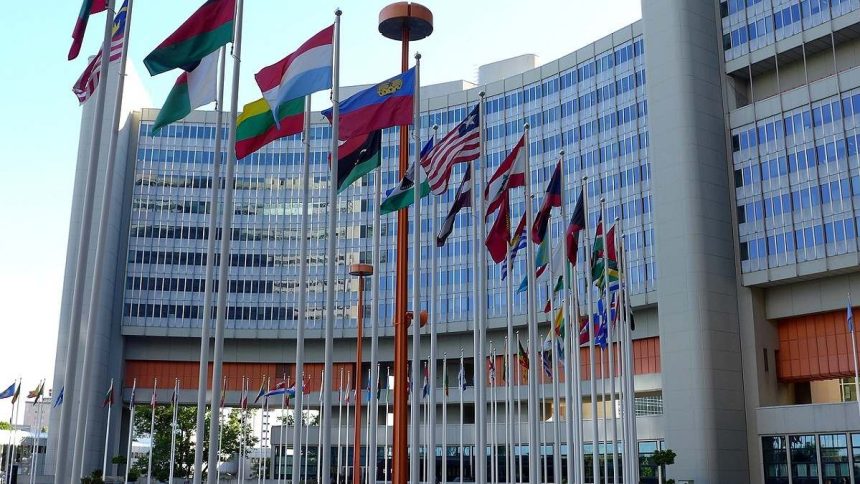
[45,1,860,483]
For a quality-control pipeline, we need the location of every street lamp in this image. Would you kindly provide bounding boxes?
[349,263,373,484]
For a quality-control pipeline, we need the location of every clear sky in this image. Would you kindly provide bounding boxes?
[0,1,641,398]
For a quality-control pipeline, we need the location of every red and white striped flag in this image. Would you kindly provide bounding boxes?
[421,105,481,195]
[72,0,128,104]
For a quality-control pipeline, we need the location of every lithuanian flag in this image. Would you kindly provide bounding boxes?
[236,97,304,160]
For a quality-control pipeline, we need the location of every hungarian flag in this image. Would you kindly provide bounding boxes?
[152,50,218,133]
[380,139,432,214]
[336,130,382,194]
[102,381,114,407]
[69,0,108,60]
[531,161,562,244]
[566,189,585,265]
[323,68,415,139]
[591,218,618,290]
[485,191,511,264]
[485,134,526,219]
[144,0,235,76]
[235,97,304,160]
[436,166,471,247]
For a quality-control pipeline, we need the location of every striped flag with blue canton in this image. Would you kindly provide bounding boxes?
[502,214,527,281]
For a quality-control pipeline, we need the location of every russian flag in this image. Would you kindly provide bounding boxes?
[255,24,334,115]
[323,67,415,140]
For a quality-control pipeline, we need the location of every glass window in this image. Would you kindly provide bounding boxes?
[790,435,819,484]
[762,436,789,484]
[852,433,860,483]
[819,434,850,482]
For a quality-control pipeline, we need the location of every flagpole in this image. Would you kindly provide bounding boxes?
[409,52,423,484]
[4,381,16,483]
[99,378,113,479]
[206,0,244,480]
[429,122,440,484]
[384,366,391,484]
[581,176,600,484]
[557,150,579,484]
[319,11,342,484]
[147,378,156,484]
[599,203,617,484]
[364,368,373,484]
[337,371,345,484]
[520,123,542,484]
[850,294,860,419]
[278,375,286,483]
[344,373,352,483]
[216,386,224,483]
[441,353,448,484]
[458,349,464,484]
[123,379,136,484]
[504,203,516,484]
[503,337,512,484]
[169,379,178,484]
[514,336,523,484]
[240,378,247,484]
[599,348,608,484]
[366,119,384,484]
[315,371,323,484]
[540,354,548,483]
[191,41,227,484]
[56,0,117,474]
[31,386,46,484]
[549,255,563,484]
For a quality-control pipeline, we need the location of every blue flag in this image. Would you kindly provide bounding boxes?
[0,383,15,400]
[848,298,855,333]
[53,387,64,408]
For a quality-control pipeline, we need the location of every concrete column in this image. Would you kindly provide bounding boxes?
[642,1,750,482]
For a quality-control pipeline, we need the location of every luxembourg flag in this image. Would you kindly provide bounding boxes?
[255,24,334,119]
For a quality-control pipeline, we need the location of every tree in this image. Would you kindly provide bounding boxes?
[0,421,11,431]
[131,406,256,481]
[651,449,677,484]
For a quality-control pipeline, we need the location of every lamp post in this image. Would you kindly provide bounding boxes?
[377,3,433,484]
[350,263,373,484]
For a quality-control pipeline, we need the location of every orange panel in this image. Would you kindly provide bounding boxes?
[777,307,859,382]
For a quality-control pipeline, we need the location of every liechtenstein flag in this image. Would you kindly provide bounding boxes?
[323,67,415,139]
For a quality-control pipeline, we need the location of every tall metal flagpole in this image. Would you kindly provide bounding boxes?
[192,43,227,484]
[522,123,542,484]
[618,231,638,483]
[366,122,384,484]
[410,52,423,484]
[336,370,344,484]
[504,199,516,484]
[344,374,352,483]
[147,378,157,484]
[599,198,616,484]
[291,95,313,484]
[458,350,465,484]
[123,379,136,484]
[320,10,342,484]
[169,379,179,484]
[384,367,391,483]
[31,388,46,484]
[206,0,243,480]
[549,254,563,484]
[278,375,288,483]
[68,0,131,479]
[582,176,600,484]
[56,1,117,476]
[441,353,448,484]
[429,123,440,484]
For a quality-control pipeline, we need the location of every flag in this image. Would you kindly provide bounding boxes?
[541,349,553,379]
[0,383,15,400]
[336,130,382,193]
[849,298,855,333]
[422,365,430,399]
[443,364,450,397]
[485,192,511,264]
[517,341,529,370]
[531,161,562,244]
[28,381,45,403]
[322,67,415,139]
[436,166,471,247]
[11,381,20,405]
[240,384,248,410]
[458,362,467,391]
[421,105,480,194]
[129,383,136,406]
[150,388,157,407]
[256,24,334,118]
[220,381,226,407]
[380,139,432,214]
[578,316,590,345]
[235,97,304,160]
[516,236,550,294]
[72,0,128,104]
[344,379,352,404]
[595,301,609,349]
[502,214,527,280]
[102,381,114,407]
[566,189,586,265]
[253,380,266,404]
[53,387,64,408]
[591,219,619,290]
[265,387,287,398]
[68,0,108,60]
[144,0,236,76]
[152,50,219,133]
[485,134,526,219]
[487,357,496,384]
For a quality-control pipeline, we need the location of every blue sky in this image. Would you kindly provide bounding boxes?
[0,0,641,396]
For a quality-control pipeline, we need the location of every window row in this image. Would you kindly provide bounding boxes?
[736,176,859,223]
[739,215,857,261]
[761,433,860,484]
